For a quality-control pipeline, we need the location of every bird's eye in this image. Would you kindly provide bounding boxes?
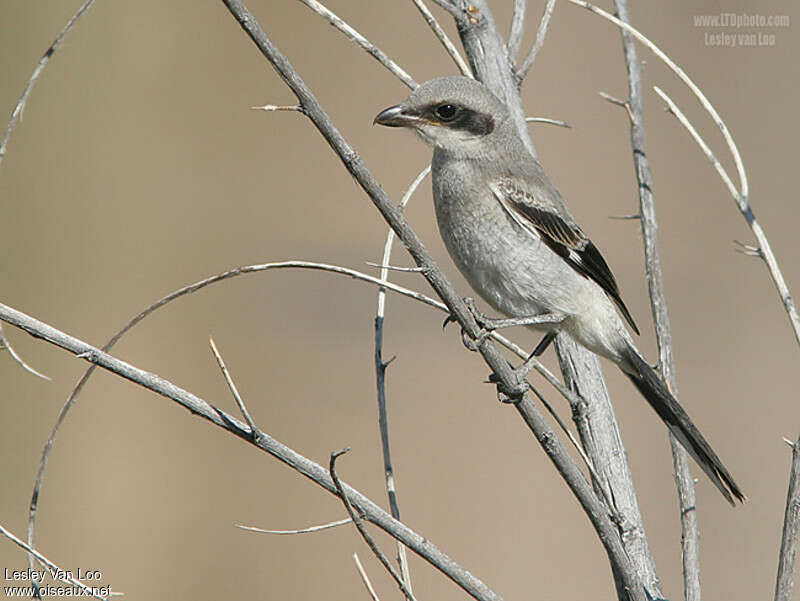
[435,104,458,121]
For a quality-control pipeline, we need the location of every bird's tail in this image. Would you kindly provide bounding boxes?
[621,345,745,505]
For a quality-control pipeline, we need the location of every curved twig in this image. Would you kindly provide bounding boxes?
[566,0,748,199]
[0,0,96,167]
[653,86,800,349]
[0,324,49,380]
[236,518,351,535]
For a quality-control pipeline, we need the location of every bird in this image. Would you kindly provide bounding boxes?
[374,75,744,505]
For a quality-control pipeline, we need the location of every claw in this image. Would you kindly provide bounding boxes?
[442,314,457,330]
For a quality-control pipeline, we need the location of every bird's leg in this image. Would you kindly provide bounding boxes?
[461,297,564,350]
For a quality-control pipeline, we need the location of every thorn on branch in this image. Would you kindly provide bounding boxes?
[329,448,417,601]
[608,213,641,221]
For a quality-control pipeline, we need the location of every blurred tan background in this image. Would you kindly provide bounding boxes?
[1,1,798,599]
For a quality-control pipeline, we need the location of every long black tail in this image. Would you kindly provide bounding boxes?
[621,346,745,505]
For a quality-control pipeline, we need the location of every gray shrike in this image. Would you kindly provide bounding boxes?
[375,76,743,504]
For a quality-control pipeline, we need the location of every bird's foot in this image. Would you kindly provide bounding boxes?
[487,371,528,403]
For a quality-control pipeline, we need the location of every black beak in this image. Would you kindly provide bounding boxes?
[373,104,416,127]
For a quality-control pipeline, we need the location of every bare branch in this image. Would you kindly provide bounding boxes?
[209,336,260,438]
[507,0,527,60]
[0,323,50,379]
[517,0,557,82]
[236,518,351,535]
[0,522,109,601]
[2,300,502,601]
[776,434,800,601]
[410,0,472,78]
[652,86,800,349]
[610,0,694,597]
[330,449,417,601]
[296,0,417,89]
[0,0,96,168]
[353,553,382,601]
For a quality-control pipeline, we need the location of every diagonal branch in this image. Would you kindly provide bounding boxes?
[410,0,472,77]
[0,300,501,601]
[296,0,417,89]
[221,2,646,598]
[610,1,695,598]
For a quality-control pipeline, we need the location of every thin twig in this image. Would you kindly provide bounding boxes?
[296,0,417,89]
[236,518,351,535]
[353,553,382,601]
[0,0,96,168]
[0,522,109,601]
[599,91,635,122]
[775,434,800,601]
[610,0,691,597]
[330,449,417,601]
[525,116,571,128]
[2,299,502,601]
[0,323,50,379]
[567,0,748,200]
[209,336,260,438]
[653,86,800,348]
[375,165,429,595]
[507,0,527,60]
[516,0,557,82]
[410,0,472,77]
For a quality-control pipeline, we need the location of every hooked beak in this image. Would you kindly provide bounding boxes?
[373,104,417,127]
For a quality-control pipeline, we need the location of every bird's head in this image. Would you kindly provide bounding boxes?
[374,76,509,156]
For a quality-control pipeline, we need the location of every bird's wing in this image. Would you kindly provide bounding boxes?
[490,179,640,335]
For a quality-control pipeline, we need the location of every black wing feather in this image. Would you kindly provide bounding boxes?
[498,184,641,336]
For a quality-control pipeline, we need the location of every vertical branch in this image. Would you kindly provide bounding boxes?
[611,2,700,599]
[374,164,429,597]
[776,435,800,601]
